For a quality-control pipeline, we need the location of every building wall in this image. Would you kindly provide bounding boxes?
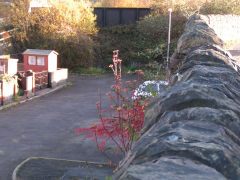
[7,59,18,76]
[0,78,18,105]
[23,54,48,72]
[48,53,57,72]
[0,58,18,76]
[0,58,8,74]
[49,68,68,88]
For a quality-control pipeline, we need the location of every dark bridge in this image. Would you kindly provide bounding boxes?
[94,7,150,27]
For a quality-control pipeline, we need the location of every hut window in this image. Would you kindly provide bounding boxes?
[37,56,45,66]
[28,56,36,65]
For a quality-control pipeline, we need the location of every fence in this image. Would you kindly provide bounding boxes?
[0,78,18,105]
[35,71,48,90]
[17,71,35,97]
[48,68,68,88]
[94,7,150,27]
[18,63,24,72]
[0,68,68,105]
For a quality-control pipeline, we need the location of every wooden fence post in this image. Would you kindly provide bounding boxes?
[1,80,4,105]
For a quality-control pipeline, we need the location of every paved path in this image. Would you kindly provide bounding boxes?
[228,41,240,61]
[0,75,122,179]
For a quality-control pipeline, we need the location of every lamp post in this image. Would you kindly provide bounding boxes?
[166,8,172,70]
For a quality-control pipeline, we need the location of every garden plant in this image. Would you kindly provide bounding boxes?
[76,50,149,164]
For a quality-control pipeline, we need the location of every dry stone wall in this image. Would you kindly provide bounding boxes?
[113,14,240,180]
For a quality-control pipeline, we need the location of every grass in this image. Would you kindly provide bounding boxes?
[75,67,106,75]
[224,39,240,48]
[73,66,141,77]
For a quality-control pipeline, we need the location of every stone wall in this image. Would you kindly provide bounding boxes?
[48,68,68,88]
[113,14,240,180]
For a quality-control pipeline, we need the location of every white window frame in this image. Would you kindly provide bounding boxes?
[37,56,45,66]
[28,56,36,65]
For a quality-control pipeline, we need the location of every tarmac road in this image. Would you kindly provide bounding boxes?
[228,41,240,61]
[0,75,123,180]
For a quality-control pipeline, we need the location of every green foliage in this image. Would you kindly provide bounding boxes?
[151,0,205,17]
[0,22,4,31]
[75,67,106,74]
[105,176,112,180]
[0,74,15,82]
[137,13,186,45]
[142,61,166,81]
[200,0,240,15]
[7,0,97,69]
[94,0,240,72]
[94,24,142,68]
[135,14,183,75]
[94,13,186,71]
[151,0,240,17]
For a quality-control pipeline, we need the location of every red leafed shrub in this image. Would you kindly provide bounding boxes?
[75,50,149,162]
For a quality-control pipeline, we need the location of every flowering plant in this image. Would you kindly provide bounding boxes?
[76,50,149,163]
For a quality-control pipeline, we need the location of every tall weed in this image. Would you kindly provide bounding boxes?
[76,51,148,163]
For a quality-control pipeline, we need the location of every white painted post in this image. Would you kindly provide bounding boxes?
[166,8,172,70]
[26,76,33,92]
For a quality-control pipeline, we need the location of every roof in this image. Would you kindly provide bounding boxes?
[22,49,59,56]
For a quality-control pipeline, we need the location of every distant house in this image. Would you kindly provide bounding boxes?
[23,49,58,73]
[0,55,18,76]
[28,0,52,13]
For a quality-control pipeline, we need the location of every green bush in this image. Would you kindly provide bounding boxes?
[94,13,186,69]
[75,67,106,74]
[151,0,240,17]
[94,24,141,68]
[7,0,97,69]
[200,0,240,15]
[137,13,187,43]
[95,0,239,71]
[151,0,205,17]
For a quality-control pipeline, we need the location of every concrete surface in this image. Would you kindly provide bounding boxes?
[12,157,115,180]
[0,74,122,180]
[228,41,240,61]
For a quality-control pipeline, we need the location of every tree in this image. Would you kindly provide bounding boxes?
[7,0,97,69]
